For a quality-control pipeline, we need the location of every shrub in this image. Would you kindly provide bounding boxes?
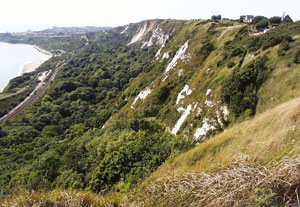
[252,16,268,25]
[256,20,269,29]
[89,118,194,192]
[227,61,235,68]
[222,56,269,117]
[247,36,263,52]
[277,41,290,56]
[255,188,276,207]
[199,41,214,62]
[211,15,221,21]
[269,16,282,24]
[230,48,244,57]
[294,49,300,64]
[263,35,283,50]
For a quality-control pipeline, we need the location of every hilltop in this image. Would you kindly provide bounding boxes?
[0,18,300,206]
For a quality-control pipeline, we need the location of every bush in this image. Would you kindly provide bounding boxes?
[277,41,290,56]
[89,118,194,192]
[263,35,283,50]
[227,61,235,68]
[255,188,276,207]
[256,20,269,29]
[222,56,269,117]
[211,15,221,21]
[269,16,282,24]
[252,16,268,25]
[230,48,244,57]
[294,49,300,64]
[198,41,214,62]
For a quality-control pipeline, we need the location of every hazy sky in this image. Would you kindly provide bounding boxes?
[0,0,299,32]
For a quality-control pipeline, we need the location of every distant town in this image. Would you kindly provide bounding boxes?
[212,13,294,34]
[24,26,113,35]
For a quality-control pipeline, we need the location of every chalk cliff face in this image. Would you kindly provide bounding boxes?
[112,19,233,141]
[108,19,300,142]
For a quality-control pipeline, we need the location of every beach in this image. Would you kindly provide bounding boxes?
[21,46,52,75]
[21,61,45,74]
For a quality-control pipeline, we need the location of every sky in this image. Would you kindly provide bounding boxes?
[0,0,299,32]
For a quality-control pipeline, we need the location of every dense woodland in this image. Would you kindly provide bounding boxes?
[0,29,193,195]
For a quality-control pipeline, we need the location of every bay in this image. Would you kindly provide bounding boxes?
[0,42,50,92]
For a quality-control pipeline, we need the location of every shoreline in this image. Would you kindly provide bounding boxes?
[0,42,52,92]
[20,46,52,75]
[33,45,53,58]
[20,61,44,75]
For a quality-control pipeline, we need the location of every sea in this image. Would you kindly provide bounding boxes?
[0,42,50,92]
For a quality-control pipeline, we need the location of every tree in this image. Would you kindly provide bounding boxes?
[294,49,300,64]
[211,15,222,21]
[252,16,268,25]
[256,20,269,29]
[0,126,6,137]
[269,16,282,24]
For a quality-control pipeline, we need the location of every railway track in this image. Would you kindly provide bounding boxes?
[0,62,66,125]
[0,39,89,125]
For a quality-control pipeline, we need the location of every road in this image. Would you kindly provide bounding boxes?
[0,38,89,125]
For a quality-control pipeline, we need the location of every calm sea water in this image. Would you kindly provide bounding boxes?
[0,42,50,92]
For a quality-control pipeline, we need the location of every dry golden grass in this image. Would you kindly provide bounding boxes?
[0,190,122,207]
[143,96,300,185]
[123,155,300,207]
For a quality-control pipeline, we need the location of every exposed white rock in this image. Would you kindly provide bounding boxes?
[192,102,199,111]
[128,23,148,45]
[176,85,193,105]
[206,89,212,96]
[216,105,229,127]
[172,104,192,135]
[162,75,168,82]
[162,51,170,60]
[147,26,169,47]
[205,99,215,107]
[178,69,185,77]
[120,26,129,34]
[194,117,216,141]
[165,40,189,73]
[206,68,211,74]
[216,111,223,127]
[177,107,185,113]
[220,105,229,120]
[141,42,148,48]
[197,107,203,116]
[155,46,163,58]
[131,87,152,109]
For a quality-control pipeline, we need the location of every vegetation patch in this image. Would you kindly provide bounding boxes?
[222,56,270,117]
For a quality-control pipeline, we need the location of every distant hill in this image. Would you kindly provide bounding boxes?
[25,26,113,35]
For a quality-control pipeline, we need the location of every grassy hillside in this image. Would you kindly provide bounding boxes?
[2,93,300,206]
[122,96,300,206]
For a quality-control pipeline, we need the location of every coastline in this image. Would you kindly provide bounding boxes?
[33,45,53,58]
[20,46,52,75]
[0,42,52,92]
[20,61,44,75]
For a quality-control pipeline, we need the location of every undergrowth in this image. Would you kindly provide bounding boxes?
[123,155,300,207]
